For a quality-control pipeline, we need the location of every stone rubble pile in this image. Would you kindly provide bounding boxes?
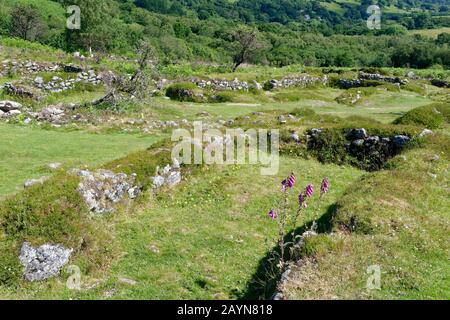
[191,75,327,92]
[34,70,103,93]
[1,82,35,98]
[195,78,251,91]
[336,90,363,105]
[19,242,73,282]
[338,73,407,89]
[151,159,182,189]
[359,72,408,85]
[35,105,67,124]
[264,75,328,90]
[74,169,140,214]
[307,127,412,170]
[1,60,59,75]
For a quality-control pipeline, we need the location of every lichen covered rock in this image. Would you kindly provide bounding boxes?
[19,242,72,282]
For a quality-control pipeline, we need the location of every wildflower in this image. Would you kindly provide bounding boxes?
[298,193,307,208]
[305,184,314,197]
[281,173,295,191]
[320,177,330,194]
[268,210,278,220]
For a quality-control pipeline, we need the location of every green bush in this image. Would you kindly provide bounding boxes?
[0,242,21,287]
[394,103,450,129]
[307,128,349,165]
[165,82,201,102]
[212,91,235,103]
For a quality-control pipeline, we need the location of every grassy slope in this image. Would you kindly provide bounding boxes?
[281,133,450,300]
[0,157,363,299]
[0,124,163,196]
[148,88,431,124]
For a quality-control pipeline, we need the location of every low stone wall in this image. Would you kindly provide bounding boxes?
[1,59,59,75]
[306,127,412,171]
[189,75,328,92]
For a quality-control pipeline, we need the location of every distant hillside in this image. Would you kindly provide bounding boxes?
[133,0,450,27]
[0,0,448,69]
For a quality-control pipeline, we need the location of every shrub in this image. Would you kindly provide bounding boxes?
[307,129,349,165]
[212,91,235,103]
[393,103,450,129]
[0,242,21,287]
[165,82,201,102]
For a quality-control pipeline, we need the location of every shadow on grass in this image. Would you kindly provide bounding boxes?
[236,203,338,300]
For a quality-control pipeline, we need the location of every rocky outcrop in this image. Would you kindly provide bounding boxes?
[19,242,72,282]
[75,169,140,214]
[63,64,84,73]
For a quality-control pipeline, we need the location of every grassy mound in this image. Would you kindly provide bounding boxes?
[280,133,450,299]
[165,83,203,102]
[0,138,178,289]
[393,103,450,129]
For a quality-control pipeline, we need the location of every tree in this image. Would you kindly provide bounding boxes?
[436,33,450,46]
[62,0,116,52]
[231,27,269,72]
[10,4,46,41]
[92,40,157,106]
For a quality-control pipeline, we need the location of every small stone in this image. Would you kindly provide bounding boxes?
[0,100,22,112]
[290,132,300,142]
[118,278,137,286]
[24,176,49,188]
[47,163,62,170]
[34,76,44,85]
[419,129,433,138]
[152,175,165,189]
[352,139,365,147]
[148,245,160,254]
[166,171,181,187]
[393,135,410,148]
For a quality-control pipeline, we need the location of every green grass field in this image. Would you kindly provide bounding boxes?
[0,157,364,299]
[409,27,450,39]
[0,124,163,196]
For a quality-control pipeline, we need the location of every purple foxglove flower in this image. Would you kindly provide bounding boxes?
[320,177,330,194]
[268,210,278,220]
[305,184,314,198]
[287,173,296,188]
[281,173,295,191]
